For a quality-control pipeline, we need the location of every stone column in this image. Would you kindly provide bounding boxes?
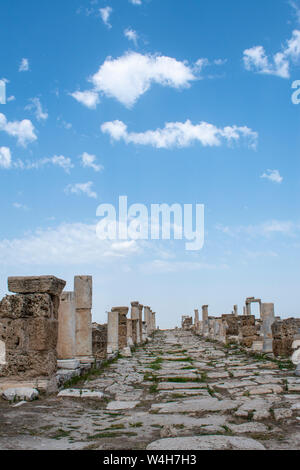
[0,276,66,393]
[142,321,147,342]
[194,309,199,333]
[107,310,119,354]
[131,301,141,344]
[74,276,93,365]
[112,307,129,351]
[152,312,156,332]
[57,291,79,369]
[127,318,133,347]
[144,306,152,336]
[261,303,275,353]
[243,306,246,315]
[202,305,209,336]
[138,304,143,343]
[233,305,238,316]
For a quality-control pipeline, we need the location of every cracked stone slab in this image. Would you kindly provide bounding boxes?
[57,389,105,399]
[106,401,139,410]
[228,422,269,434]
[151,397,240,413]
[146,435,265,450]
[157,382,207,390]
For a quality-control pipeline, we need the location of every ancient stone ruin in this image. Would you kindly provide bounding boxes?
[0,276,66,393]
[181,296,300,374]
[0,275,158,398]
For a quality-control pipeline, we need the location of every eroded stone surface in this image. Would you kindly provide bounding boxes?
[0,328,300,450]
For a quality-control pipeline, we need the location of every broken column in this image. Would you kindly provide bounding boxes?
[152,312,156,332]
[142,321,147,342]
[107,310,119,355]
[111,307,129,354]
[131,301,141,344]
[127,318,134,347]
[74,276,94,365]
[233,305,238,316]
[92,323,108,360]
[0,276,66,393]
[57,291,79,370]
[291,333,300,377]
[194,309,199,333]
[144,306,152,336]
[261,303,275,353]
[202,305,209,336]
[138,304,143,343]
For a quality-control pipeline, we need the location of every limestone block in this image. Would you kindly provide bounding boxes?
[58,389,104,399]
[57,359,80,370]
[28,318,58,351]
[92,323,108,359]
[8,276,66,296]
[0,293,54,320]
[2,387,39,402]
[74,276,92,309]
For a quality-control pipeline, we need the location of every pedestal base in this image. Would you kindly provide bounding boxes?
[57,359,80,370]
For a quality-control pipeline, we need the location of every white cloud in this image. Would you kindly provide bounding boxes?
[13,202,28,211]
[80,152,104,172]
[70,90,99,109]
[243,30,300,78]
[101,119,258,149]
[0,147,12,169]
[100,6,112,28]
[19,58,29,72]
[25,97,48,121]
[0,113,37,146]
[290,1,300,23]
[129,0,142,4]
[15,155,74,173]
[65,182,97,199]
[124,28,138,45]
[0,222,139,266]
[7,96,16,102]
[72,51,197,109]
[260,169,283,184]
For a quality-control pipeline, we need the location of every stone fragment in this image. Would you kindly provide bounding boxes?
[227,422,269,434]
[2,387,39,402]
[8,276,66,296]
[273,408,293,421]
[147,435,265,450]
[106,400,139,410]
[57,389,104,399]
[151,398,240,414]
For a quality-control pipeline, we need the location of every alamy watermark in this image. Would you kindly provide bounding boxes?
[291,80,300,104]
[96,196,204,251]
[0,80,6,104]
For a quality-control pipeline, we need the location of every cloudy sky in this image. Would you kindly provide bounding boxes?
[1,0,300,327]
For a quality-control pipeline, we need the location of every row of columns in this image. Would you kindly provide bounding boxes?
[107,302,156,355]
[194,301,276,353]
[57,276,93,367]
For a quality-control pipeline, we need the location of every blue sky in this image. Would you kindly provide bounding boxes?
[1,0,300,327]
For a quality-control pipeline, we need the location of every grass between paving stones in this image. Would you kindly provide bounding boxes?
[148,357,163,371]
[166,357,193,363]
[86,431,138,440]
[149,384,159,394]
[202,336,295,370]
[162,377,202,383]
[62,355,121,389]
[50,429,72,440]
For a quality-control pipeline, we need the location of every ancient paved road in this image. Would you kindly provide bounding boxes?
[0,330,300,450]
